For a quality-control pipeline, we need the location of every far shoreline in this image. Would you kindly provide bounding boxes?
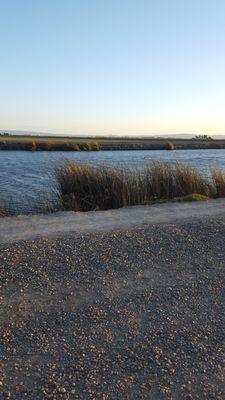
[1,134,225,151]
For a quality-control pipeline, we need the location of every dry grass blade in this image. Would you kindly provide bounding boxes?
[211,168,225,198]
[56,161,219,212]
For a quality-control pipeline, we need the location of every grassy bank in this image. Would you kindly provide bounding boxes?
[56,161,225,212]
[0,137,101,151]
[2,135,225,150]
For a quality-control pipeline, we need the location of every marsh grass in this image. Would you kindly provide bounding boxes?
[211,168,225,198]
[56,162,129,211]
[2,161,225,217]
[0,140,101,151]
[165,142,174,150]
[56,161,217,212]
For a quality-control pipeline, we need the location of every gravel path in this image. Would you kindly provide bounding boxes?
[1,215,225,399]
[1,199,225,244]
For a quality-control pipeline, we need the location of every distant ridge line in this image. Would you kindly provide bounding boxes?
[1,130,225,139]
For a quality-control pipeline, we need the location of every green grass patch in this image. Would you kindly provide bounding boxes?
[174,193,210,202]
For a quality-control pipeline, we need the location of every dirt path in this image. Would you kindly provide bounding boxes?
[1,198,225,244]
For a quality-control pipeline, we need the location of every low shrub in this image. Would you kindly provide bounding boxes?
[165,142,174,150]
[91,142,101,151]
[79,142,101,151]
[68,143,80,151]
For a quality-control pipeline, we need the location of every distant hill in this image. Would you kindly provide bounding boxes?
[1,130,225,140]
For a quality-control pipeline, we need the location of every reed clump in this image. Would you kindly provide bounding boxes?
[56,161,218,212]
[211,168,225,198]
[79,142,101,151]
[165,141,174,150]
[56,162,129,211]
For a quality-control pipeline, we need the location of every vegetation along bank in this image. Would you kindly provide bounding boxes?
[1,134,225,151]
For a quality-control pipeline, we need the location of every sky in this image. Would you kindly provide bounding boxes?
[1,0,225,136]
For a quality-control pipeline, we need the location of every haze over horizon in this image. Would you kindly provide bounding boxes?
[1,0,225,136]
[2,130,225,140]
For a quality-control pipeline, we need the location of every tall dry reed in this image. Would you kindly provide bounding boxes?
[56,161,217,212]
[211,168,225,198]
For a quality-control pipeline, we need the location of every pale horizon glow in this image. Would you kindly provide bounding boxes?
[1,0,225,136]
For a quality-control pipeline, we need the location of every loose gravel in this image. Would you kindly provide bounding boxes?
[1,216,225,399]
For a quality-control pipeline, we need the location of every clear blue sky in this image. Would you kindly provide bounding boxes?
[1,0,225,135]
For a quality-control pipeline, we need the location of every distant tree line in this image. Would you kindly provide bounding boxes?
[193,135,213,141]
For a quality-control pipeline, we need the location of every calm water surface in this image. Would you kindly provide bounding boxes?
[1,149,225,213]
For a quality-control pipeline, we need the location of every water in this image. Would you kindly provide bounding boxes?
[1,149,225,213]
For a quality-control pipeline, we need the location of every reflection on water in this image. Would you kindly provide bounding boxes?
[1,149,225,213]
